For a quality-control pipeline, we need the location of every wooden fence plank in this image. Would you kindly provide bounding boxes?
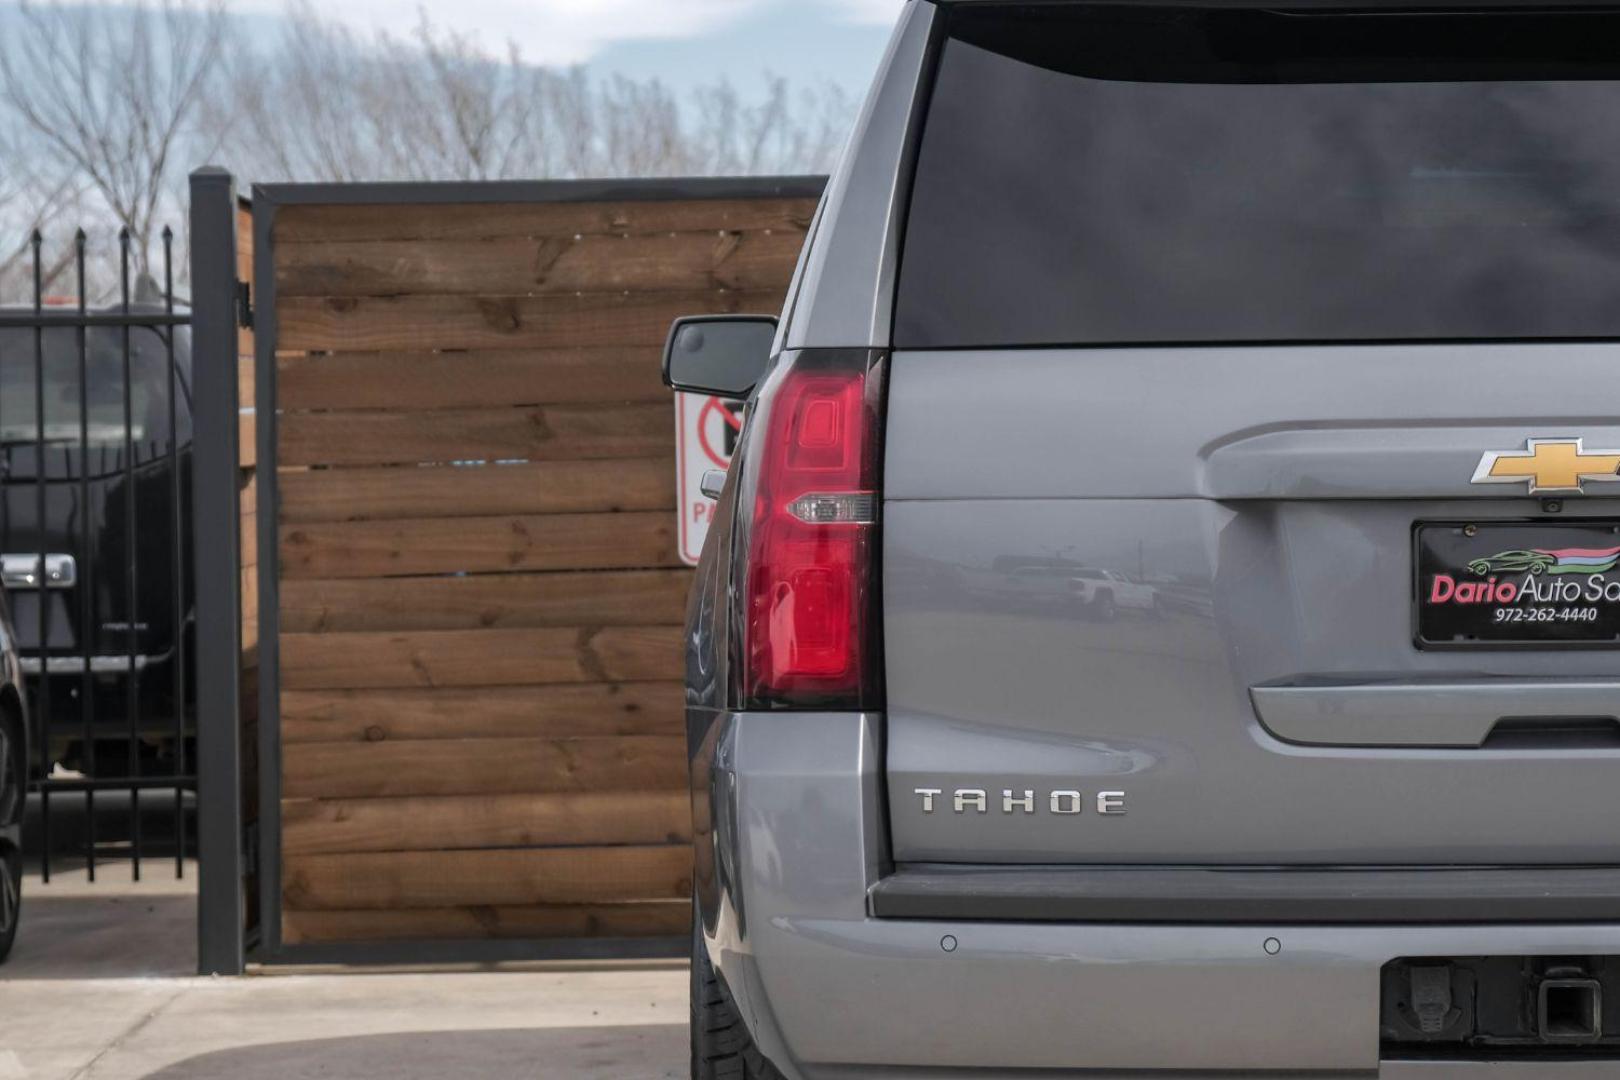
[277,290,781,352]
[241,564,259,654]
[277,348,667,410]
[282,735,686,800]
[280,626,683,689]
[273,199,816,244]
[280,570,689,632]
[278,459,674,524]
[276,231,809,297]
[240,477,258,584]
[279,402,672,468]
[282,791,692,854]
[281,683,684,743]
[283,845,693,910]
[280,512,679,579]
[239,411,256,469]
[239,355,255,410]
[237,203,256,368]
[282,901,689,943]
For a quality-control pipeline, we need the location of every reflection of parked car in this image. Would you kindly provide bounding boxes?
[1069,568,1158,618]
[1152,576,1216,619]
[0,314,192,777]
[1002,564,1074,610]
[0,588,29,964]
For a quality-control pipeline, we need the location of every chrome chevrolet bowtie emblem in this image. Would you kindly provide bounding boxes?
[1472,439,1620,495]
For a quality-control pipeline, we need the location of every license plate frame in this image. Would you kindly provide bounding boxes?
[1415,519,1620,649]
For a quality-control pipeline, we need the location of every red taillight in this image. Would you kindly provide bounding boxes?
[743,354,882,706]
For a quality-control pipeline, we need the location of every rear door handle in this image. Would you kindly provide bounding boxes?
[1251,680,1620,748]
[700,469,727,500]
[1,553,76,590]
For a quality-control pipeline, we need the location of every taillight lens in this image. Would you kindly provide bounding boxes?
[742,352,883,707]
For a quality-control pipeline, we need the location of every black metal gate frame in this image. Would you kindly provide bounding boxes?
[189,168,828,973]
[189,168,247,975]
[0,227,193,886]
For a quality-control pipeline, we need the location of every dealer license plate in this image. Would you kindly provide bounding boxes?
[1416,521,1620,647]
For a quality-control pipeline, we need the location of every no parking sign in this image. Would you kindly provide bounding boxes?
[675,392,745,565]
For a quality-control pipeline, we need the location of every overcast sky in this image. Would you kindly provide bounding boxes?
[242,0,903,95]
[0,0,903,101]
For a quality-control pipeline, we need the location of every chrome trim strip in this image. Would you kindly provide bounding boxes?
[1,553,77,590]
[20,652,167,675]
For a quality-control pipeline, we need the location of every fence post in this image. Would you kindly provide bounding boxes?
[189,166,245,976]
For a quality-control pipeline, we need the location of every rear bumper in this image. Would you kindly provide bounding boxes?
[870,864,1620,923]
[21,651,170,675]
[706,711,1620,1078]
[27,653,188,738]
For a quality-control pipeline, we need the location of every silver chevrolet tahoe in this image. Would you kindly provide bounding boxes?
[664,2,1620,1075]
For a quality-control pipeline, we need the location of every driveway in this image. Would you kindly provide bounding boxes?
[0,862,688,1080]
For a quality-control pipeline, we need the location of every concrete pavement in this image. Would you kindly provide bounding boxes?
[0,863,689,1080]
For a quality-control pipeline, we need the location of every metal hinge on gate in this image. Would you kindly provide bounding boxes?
[236,280,254,330]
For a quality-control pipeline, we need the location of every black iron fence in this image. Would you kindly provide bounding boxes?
[0,227,195,882]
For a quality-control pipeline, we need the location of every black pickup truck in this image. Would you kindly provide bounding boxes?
[0,314,192,779]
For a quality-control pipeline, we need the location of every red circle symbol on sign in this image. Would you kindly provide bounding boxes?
[697,397,743,469]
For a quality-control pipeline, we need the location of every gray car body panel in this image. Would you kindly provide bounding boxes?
[781,0,932,352]
[884,344,1620,501]
[710,710,1620,1078]
[685,0,1620,1073]
[686,0,926,1015]
[940,0,1620,7]
[882,346,1620,863]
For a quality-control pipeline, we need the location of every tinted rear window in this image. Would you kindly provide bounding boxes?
[0,326,192,448]
[894,7,1620,347]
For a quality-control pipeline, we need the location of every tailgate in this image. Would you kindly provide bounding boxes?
[882,344,1620,865]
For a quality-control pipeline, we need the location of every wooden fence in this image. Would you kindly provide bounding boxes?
[256,183,821,948]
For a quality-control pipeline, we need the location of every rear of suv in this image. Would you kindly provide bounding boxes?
[667,3,1620,1076]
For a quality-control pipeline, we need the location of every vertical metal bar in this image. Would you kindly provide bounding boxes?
[75,231,94,883]
[254,191,284,961]
[119,229,139,881]
[31,230,51,886]
[164,227,185,880]
[190,168,245,975]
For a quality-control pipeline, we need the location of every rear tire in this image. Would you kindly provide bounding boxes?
[0,845,18,964]
[0,714,23,965]
[692,912,785,1079]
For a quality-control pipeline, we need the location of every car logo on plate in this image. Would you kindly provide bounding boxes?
[1471,438,1620,495]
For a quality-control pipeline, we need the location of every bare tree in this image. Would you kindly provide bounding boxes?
[0,0,227,276]
[210,5,369,184]
[387,24,548,181]
[0,3,854,302]
[0,115,90,301]
[214,7,541,183]
[691,77,853,176]
[212,8,855,186]
[0,124,37,283]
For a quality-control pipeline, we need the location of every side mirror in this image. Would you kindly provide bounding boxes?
[662,315,778,399]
